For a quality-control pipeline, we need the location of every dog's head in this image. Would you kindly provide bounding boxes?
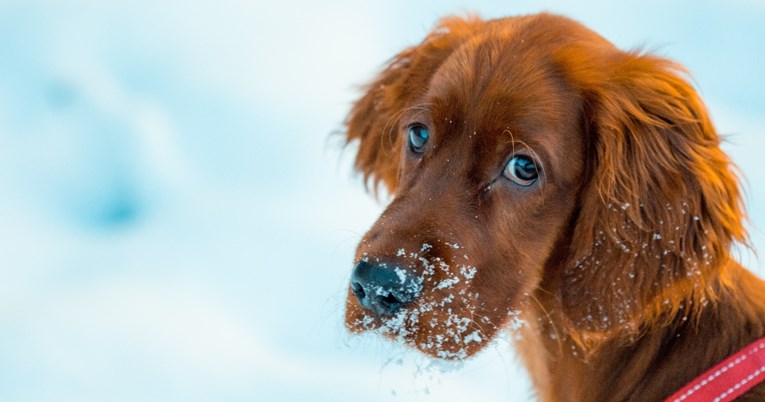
[343,13,745,359]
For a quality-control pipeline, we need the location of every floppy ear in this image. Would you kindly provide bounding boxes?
[345,16,483,194]
[560,52,747,347]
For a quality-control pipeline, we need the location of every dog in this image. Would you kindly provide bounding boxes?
[342,13,765,401]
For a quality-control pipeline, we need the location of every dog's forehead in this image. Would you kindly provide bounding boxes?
[424,31,583,171]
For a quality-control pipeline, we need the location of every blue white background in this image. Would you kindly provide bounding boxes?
[0,1,763,401]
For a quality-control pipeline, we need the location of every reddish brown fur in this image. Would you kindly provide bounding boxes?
[343,13,765,401]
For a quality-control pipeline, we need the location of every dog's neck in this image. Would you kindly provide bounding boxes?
[517,260,765,402]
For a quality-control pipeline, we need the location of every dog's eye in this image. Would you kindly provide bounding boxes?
[407,124,429,153]
[503,155,539,186]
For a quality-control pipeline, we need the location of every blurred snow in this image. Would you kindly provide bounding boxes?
[0,1,762,401]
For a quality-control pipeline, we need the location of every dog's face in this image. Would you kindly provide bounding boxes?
[344,16,586,359]
[344,14,744,359]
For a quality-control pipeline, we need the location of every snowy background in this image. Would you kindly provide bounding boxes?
[0,1,763,401]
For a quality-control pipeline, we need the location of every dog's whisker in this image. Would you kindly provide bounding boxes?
[528,292,563,353]
[380,103,435,151]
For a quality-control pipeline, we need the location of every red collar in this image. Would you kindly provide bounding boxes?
[665,336,765,402]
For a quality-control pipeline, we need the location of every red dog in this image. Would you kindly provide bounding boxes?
[343,13,765,401]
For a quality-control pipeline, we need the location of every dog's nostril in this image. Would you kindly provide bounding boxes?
[351,281,366,300]
[350,260,421,317]
[379,293,401,309]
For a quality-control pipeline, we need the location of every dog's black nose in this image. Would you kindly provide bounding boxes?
[350,260,421,317]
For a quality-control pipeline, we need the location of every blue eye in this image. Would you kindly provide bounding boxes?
[407,124,429,153]
[503,155,539,187]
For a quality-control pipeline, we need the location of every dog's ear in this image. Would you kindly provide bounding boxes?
[345,16,483,194]
[560,52,747,348]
